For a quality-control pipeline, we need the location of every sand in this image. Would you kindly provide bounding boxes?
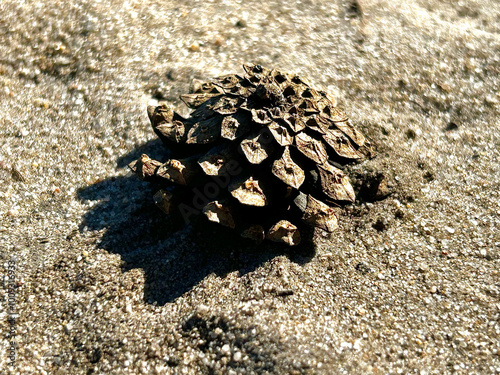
[0,0,499,373]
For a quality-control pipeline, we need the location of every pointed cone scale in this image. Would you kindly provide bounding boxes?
[322,128,362,159]
[317,162,355,202]
[202,201,236,228]
[302,195,338,232]
[266,220,301,246]
[229,176,268,207]
[295,132,329,164]
[272,147,305,189]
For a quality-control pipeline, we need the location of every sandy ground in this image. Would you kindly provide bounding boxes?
[0,0,499,374]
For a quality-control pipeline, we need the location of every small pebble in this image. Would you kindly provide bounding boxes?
[233,351,242,362]
[235,19,247,28]
[6,210,17,217]
[214,36,224,47]
[418,263,429,272]
[189,43,200,52]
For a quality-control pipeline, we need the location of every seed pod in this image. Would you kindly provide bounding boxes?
[269,69,289,87]
[298,98,320,114]
[282,114,306,133]
[147,104,173,125]
[266,220,301,246]
[289,74,311,87]
[243,63,271,82]
[282,84,298,99]
[302,195,338,232]
[317,162,355,202]
[203,201,236,228]
[305,116,327,134]
[229,176,268,207]
[188,95,221,121]
[156,120,188,144]
[268,107,283,120]
[232,86,253,98]
[300,88,321,99]
[272,147,305,189]
[253,77,284,105]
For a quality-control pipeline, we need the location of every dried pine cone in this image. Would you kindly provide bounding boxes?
[130,64,373,246]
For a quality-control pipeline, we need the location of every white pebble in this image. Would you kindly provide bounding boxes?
[221,344,230,355]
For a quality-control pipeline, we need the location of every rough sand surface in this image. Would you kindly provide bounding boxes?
[0,0,499,374]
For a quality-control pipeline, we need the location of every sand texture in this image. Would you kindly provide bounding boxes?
[0,0,499,374]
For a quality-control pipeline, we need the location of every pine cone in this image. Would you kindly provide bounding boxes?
[130,64,373,246]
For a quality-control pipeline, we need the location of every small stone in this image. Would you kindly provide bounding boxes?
[88,348,102,363]
[233,351,242,362]
[355,262,371,275]
[189,42,200,52]
[6,209,19,217]
[196,304,209,315]
[235,19,247,28]
[214,36,224,47]
[418,263,429,272]
[33,98,51,108]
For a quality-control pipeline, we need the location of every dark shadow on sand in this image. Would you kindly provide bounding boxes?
[77,139,316,305]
